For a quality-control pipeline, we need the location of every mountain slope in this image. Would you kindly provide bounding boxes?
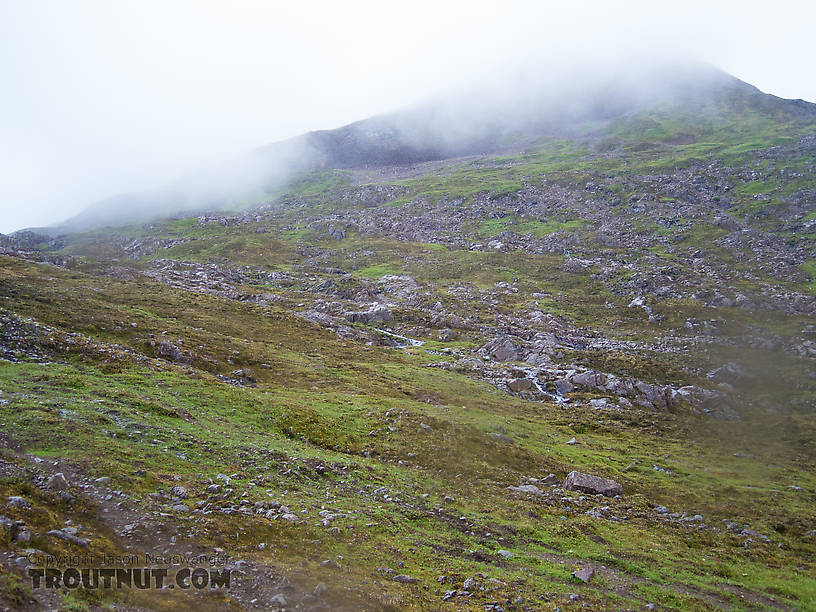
[51,61,816,233]
[1,65,815,610]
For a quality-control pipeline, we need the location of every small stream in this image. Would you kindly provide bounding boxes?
[372,328,425,348]
[517,366,569,404]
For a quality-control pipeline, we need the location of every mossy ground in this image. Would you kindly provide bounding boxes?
[1,251,814,610]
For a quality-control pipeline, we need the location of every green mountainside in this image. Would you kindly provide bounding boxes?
[1,67,815,610]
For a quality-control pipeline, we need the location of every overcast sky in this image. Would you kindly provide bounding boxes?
[1,0,815,233]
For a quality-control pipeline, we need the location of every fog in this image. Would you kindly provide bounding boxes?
[1,0,815,233]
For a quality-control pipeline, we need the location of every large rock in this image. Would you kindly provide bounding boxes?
[344,304,394,324]
[563,471,622,497]
[47,529,90,548]
[603,375,635,397]
[570,371,604,390]
[553,378,574,395]
[573,567,594,582]
[706,362,748,385]
[480,336,521,362]
[377,275,418,298]
[46,473,69,490]
[507,378,532,393]
[635,381,670,409]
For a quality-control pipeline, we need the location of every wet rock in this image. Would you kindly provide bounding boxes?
[554,378,574,395]
[563,471,622,497]
[507,378,533,393]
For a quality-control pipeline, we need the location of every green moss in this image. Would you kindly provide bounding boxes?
[800,259,816,294]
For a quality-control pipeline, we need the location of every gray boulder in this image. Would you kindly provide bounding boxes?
[507,378,532,393]
[344,304,394,324]
[563,471,622,497]
[480,336,521,362]
[46,473,69,490]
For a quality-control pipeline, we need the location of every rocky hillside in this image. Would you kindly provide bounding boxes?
[1,68,815,610]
